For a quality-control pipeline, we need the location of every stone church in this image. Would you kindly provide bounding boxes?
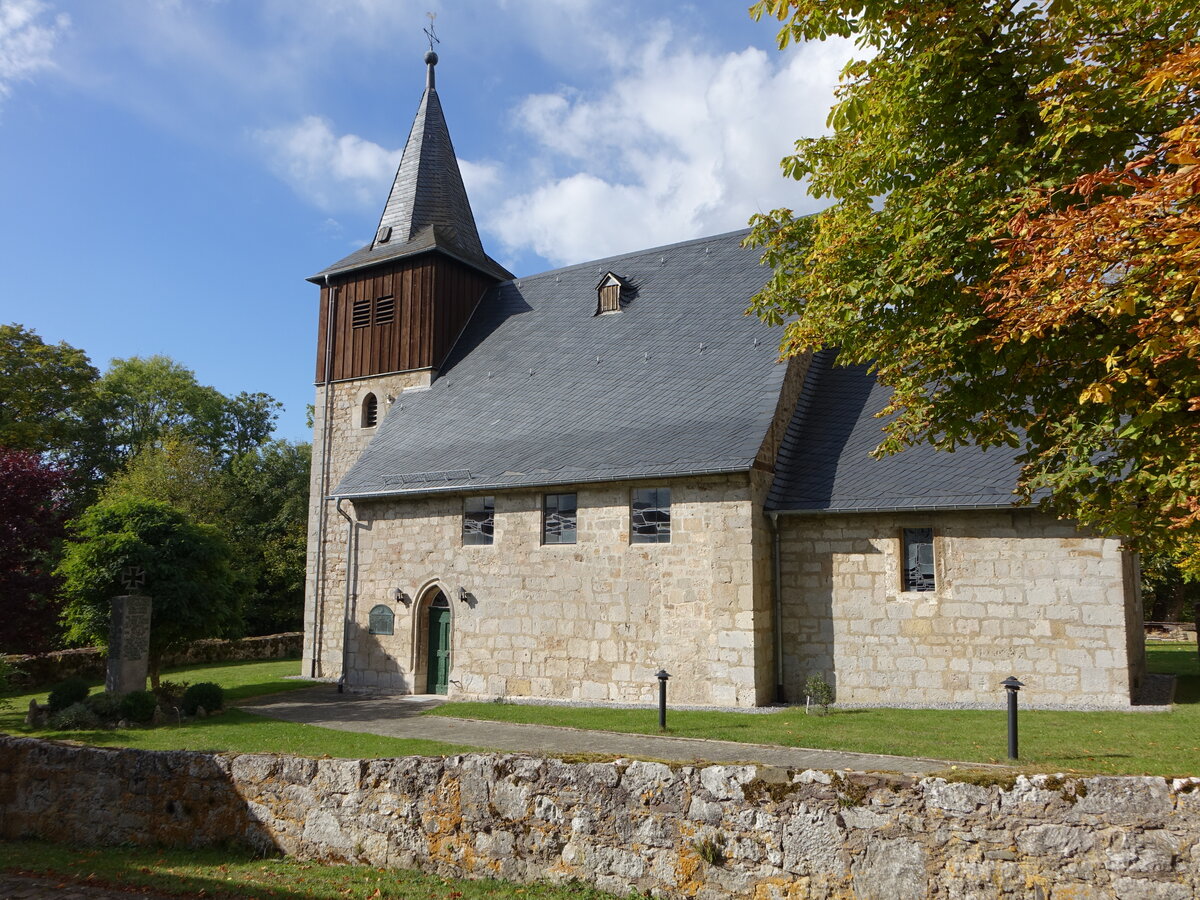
[303,52,1145,710]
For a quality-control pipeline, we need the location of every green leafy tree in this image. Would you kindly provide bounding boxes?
[225,441,311,634]
[0,324,105,488]
[102,437,231,527]
[102,438,309,635]
[58,497,240,687]
[94,356,280,468]
[748,0,1200,572]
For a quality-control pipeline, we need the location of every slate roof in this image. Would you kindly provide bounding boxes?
[309,62,511,284]
[333,229,788,499]
[767,349,1024,512]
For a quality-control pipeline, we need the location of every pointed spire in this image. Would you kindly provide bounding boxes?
[372,52,493,265]
[309,50,511,284]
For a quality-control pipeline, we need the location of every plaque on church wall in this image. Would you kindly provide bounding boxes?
[106,594,152,695]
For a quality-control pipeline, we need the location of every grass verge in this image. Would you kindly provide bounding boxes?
[0,839,618,899]
[424,644,1200,777]
[0,658,473,759]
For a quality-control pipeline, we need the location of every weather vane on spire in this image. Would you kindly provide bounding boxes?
[424,12,440,54]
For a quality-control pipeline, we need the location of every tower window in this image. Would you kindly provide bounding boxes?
[352,297,372,328]
[375,295,395,325]
[361,393,378,428]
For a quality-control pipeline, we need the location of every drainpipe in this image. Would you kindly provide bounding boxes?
[768,511,785,703]
[336,497,356,694]
[310,276,338,677]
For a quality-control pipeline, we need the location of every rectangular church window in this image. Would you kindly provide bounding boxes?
[631,487,671,543]
[463,496,494,546]
[902,528,936,592]
[374,295,395,324]
[543,493,577,544]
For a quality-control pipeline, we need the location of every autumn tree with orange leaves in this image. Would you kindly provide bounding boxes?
[748,0,1200,575]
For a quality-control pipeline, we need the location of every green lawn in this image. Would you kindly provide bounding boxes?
[425,644,1200,777]
[5,647,1199,775]
[0,658,472,758]
[0,839,619,900]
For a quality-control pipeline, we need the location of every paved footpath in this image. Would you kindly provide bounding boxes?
[240,685,989,775]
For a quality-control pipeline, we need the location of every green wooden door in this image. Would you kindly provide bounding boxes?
[426,602,451,694]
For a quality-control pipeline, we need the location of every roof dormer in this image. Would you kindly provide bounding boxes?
[596,271,627,315]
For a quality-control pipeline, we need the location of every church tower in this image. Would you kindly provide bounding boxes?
[303,50,511,680]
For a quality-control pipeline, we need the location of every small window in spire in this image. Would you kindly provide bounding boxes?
[596,272,626,314]
[376,225,392,244]
[361,393,378,428]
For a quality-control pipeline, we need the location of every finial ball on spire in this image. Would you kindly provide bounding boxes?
[425,50,438,66]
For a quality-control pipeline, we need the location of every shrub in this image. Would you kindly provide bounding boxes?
[84,691,123,721]
[804,672,834,715]
[154,680,189,706]
[182,682,224,716]
[47,676,90,713]
[49,701,101,730]
[119,690,158,723]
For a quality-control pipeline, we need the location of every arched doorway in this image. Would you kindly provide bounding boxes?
[423,590,451,694]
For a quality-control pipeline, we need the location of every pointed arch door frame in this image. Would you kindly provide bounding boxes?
[410,579,454,695]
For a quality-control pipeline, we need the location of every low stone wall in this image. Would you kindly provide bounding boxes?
[1,736,1198,899]
[6,633,302,687]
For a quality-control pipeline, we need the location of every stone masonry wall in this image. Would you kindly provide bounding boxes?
[778,510,1145,709]
[2,736,1198,899]
[345,473,763,707]
[304,372,432,679]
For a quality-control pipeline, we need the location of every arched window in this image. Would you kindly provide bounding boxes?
[361,393,378,428]
[368,604,394,635]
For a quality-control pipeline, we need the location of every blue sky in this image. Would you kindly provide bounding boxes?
[0,0,850,442]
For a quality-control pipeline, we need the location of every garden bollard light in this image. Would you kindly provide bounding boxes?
[1001,676,1025,760]
[656,669,671,730]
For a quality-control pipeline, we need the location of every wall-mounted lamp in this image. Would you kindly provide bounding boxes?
[393,588,411,606]
[458,586,469,604]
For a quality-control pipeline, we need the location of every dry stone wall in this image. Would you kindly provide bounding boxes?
[2,737,1198,899]
[7,633,302,688]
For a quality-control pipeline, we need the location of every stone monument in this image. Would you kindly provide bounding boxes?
[106,567,152,695]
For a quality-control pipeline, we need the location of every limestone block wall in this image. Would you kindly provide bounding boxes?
[304,371,432,679]
[339,473,764,706]
[777,509,1146,709]
[3,737,1200,900]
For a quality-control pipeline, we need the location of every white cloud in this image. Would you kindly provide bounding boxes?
[254,115,402,212]
[487,27,851,267]
[0,0,69,102]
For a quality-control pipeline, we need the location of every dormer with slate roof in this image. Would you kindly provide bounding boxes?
[309,51,512,387]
